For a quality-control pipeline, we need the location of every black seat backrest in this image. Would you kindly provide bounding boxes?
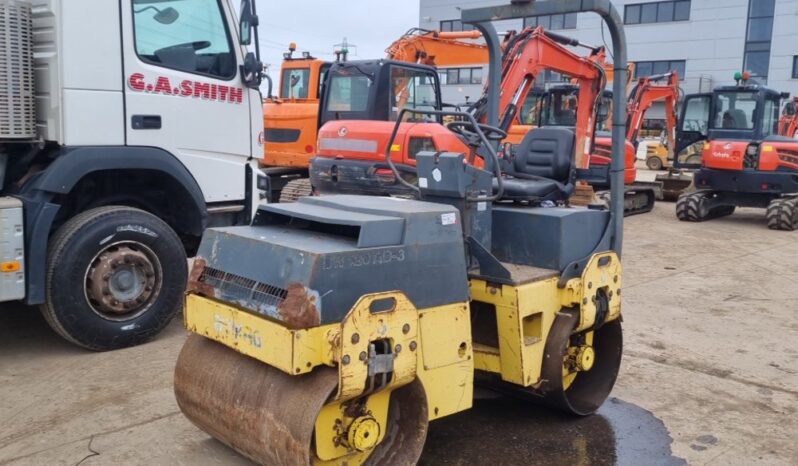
[513,127,575,182]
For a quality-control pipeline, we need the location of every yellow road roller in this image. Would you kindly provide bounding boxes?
[174,1,629,464]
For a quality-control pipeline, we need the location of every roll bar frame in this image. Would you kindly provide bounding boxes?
[462,0,628,256]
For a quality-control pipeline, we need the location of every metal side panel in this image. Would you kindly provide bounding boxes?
[31,0,62,144]
[0,197,25,302]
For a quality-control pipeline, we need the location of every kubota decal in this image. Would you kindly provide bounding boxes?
[128,73,243,104]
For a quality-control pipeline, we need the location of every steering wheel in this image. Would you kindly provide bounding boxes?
[446,121,508,144]
[155,41,211,55]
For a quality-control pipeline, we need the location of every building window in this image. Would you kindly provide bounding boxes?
[441,67,483,85]
[523,13,577,30]
[792,56,798,79]
[743,0,775,80]
[625,1,690,24]
[440,19,475,32]
[634,60,686,80]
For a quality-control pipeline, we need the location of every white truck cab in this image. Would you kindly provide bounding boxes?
[0,0,266,350]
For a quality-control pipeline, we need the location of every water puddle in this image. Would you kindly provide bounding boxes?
[419,394,685,466]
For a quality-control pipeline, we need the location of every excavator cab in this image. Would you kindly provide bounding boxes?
[319,60,443,124]
[674,84,785,170]
[674,74,798,229]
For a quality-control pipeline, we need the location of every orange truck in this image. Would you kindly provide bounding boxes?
[261,31,488,202]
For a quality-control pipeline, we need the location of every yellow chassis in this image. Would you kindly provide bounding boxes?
[183,251,621,462]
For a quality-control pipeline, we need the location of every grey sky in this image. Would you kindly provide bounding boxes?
[254,1,421,80]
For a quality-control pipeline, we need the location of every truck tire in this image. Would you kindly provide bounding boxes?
[766,198,798,231]
[40,206,187,351]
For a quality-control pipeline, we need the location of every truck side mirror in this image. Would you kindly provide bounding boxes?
[242,51,263,88]
[239,0,255,45]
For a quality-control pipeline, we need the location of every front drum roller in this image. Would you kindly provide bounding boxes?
[538,310,623,415]
[174,335,429,465]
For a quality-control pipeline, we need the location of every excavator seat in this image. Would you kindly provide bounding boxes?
[496,127,575,202]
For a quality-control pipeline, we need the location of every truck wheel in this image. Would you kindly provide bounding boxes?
[646,156,663,171]
[40,206,187,351]
[766,198,798,231]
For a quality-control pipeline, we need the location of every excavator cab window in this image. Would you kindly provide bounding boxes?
[762,97,780,137]
[389,66,440,122]
[712,91,756,130]
[280,68,310,99]
[673,93,711,168]
[542,88,579,126]
[326,73,371,112]
[519,91,544,125]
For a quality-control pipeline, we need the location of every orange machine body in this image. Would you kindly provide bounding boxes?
[779,97,798,138]
[316,120,471,167]
[262,32,488,170]
[263,57,329,167]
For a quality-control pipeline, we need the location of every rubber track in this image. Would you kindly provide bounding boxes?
[279,178,313,203]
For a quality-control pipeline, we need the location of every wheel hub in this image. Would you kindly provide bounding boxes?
[347,416,381,452]
[86,243,161,319]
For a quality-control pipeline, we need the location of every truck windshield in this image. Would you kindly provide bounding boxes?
[712,91,756,130]
[280,68,310,98]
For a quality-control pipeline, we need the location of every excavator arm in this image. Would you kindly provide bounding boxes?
[489,26,607,168]
[779,97,798,138]
[386,28,489,111]
[626,71,680,151]
[385,28,488,66]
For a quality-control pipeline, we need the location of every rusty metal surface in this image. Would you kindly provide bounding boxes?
[277,283,321,329]
[174,334,337,465]
[174,335,430,465]
[186,257,215,297]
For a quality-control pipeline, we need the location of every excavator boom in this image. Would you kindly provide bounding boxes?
[385,28,488,66]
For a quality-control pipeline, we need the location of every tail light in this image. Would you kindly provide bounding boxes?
[374,168,396,184]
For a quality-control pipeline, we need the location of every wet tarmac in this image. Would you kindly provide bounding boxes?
[419,392,686,466]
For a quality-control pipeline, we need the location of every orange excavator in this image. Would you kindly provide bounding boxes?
[311,26,610,199]
[592,71,689,206]
[261,31,488,202]
[485,27,662,215]
[779,96,798,138]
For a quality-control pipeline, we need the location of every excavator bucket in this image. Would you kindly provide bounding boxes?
[656,169,693,201]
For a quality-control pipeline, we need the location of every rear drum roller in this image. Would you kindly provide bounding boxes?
[537,310,623,416]
[174,335,428,465]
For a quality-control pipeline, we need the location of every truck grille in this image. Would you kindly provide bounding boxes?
[0,1,35,139]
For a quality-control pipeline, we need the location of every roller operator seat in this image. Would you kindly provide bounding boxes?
[495,127,576,203]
